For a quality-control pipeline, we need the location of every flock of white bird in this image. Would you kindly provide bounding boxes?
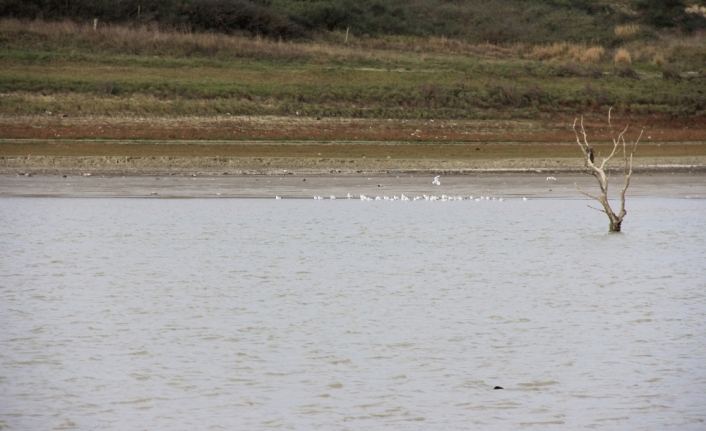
[274,175,535,201]
[352,194,506,202]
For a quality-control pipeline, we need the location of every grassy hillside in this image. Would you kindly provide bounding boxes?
[1,19,705,122]
[1,0,705,44]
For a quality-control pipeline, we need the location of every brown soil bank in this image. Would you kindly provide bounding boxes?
[2,155,705,176]
[2,115,704,175]
[3,115,705,143]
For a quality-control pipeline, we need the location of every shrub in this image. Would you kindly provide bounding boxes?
[615,67,641,80]
[95,80,115,95]
[187,0,306,39]
[581,46,605,63]
[652,53,666,66]
[559,62,586,77]
[522,85,546,103]
[637,0,706,32]
[614,48,632,67]
[587,66,605,79]
[662,67,682,81]
[530,43,567,61]
[614,24,641,38]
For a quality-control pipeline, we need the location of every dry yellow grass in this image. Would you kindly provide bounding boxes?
[685,5,706,19]
[581,47,605,63]
[652,53,666,66]
[2,18,696,67]
[0,18,387,61]
[0,18,536,61]
[528,43,568,61]
[628,43,659,63]
[614,48,632,67]
[615,24,641,38]
[527,43,605,63]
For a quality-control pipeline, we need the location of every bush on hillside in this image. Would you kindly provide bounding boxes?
[0,0,306,38]
[1,0,703,42]
[636,0,706,32]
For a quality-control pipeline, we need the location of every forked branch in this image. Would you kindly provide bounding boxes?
[572,110,643,232]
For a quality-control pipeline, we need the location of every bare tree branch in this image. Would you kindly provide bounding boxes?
[573,109,640,232]
[586,205,606,213]
[600,122,629,171]
[574,182,601,201]
[617,128,643,220]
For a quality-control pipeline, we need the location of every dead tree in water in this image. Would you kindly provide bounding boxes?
[573,109,643,232]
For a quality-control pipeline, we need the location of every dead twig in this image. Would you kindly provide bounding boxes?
[572,109,642,232]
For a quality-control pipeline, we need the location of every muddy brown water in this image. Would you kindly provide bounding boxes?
[1,177,705,430]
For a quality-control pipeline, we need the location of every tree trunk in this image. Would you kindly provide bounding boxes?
[609,216,622,232]
[573,110,642,233]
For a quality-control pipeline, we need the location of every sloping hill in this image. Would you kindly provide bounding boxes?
[1,0,705,43]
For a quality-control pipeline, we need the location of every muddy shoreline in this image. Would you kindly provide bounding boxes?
[2,170,704,199]
[2,155,705,176]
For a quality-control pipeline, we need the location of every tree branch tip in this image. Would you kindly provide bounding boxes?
[587,205,606,214]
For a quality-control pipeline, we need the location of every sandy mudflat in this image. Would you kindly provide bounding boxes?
[1,154,705,177]
[1,172,704,199]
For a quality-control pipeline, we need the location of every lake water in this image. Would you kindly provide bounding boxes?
[1,197,705,430]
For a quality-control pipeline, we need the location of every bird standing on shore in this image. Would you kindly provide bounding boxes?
[432,176,441,186]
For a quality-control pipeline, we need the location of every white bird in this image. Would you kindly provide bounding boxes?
[330,195,336,200]
[546,176,557,181]
[275,196,281,199]
[432,175,441,185]
[523,197,529,201]
[347,193,353,199]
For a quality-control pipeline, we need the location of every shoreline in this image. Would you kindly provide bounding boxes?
[2,171,704,199]
[2,155,706,177]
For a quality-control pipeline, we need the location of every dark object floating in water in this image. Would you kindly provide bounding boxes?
[494,386,504,390]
